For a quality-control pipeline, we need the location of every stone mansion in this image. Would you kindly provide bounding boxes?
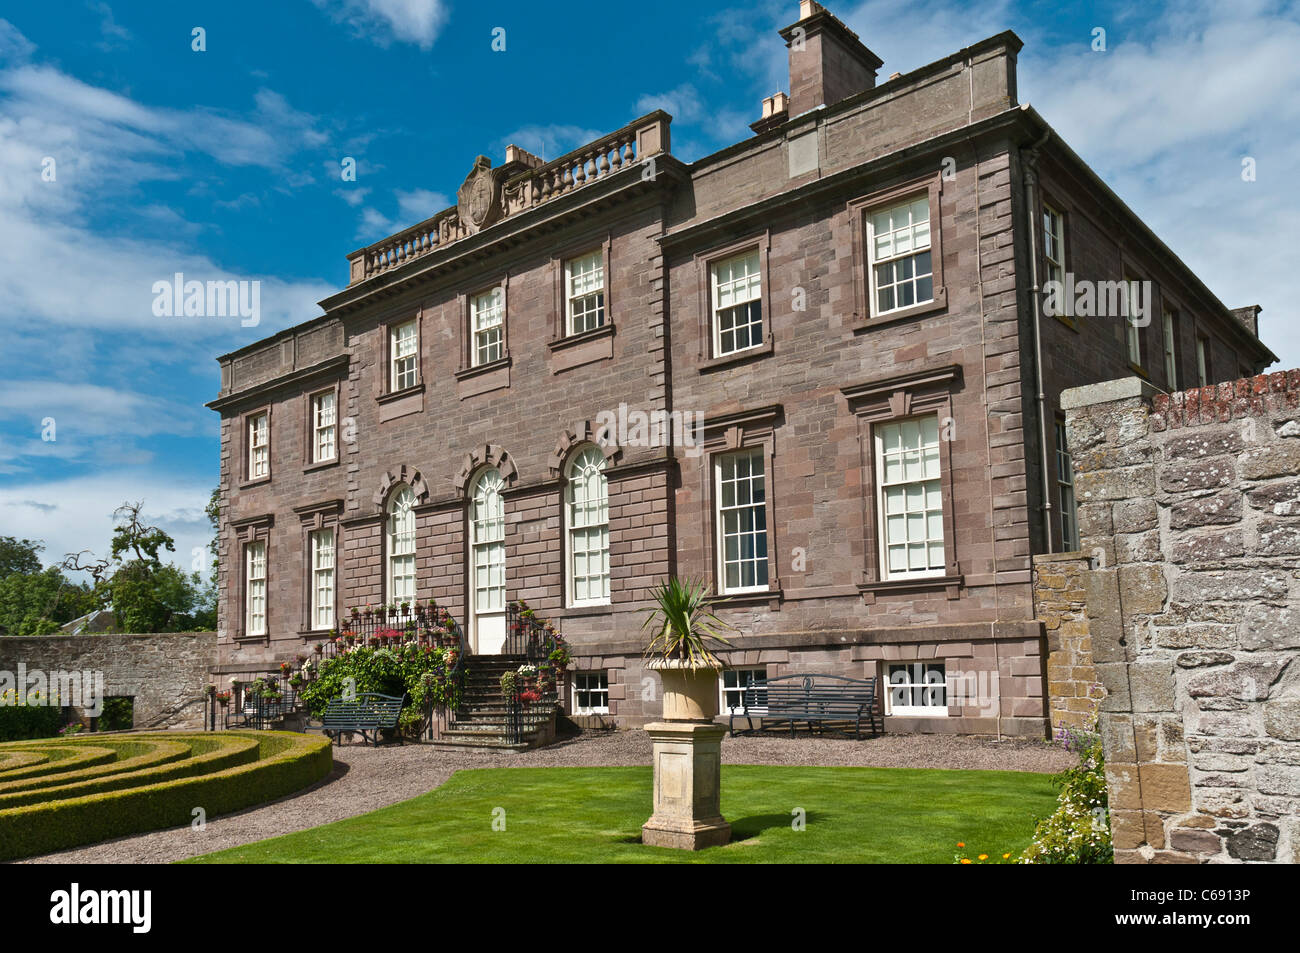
[209,1,1276,736]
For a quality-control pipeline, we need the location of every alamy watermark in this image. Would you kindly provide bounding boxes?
[1042,274,1153,327]
[152,272,260,327]
[594,403,704,457]
[0,665,104,716]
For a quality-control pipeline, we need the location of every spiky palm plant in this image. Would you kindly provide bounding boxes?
[641,577,736,670]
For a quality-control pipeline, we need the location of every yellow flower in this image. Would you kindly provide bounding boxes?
[960,858,971,864]
[1002,853,1010,859]
[978,854,988,860]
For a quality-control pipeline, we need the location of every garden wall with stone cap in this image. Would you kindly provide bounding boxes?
[0,632,216,730]
[1062,372,1300,864]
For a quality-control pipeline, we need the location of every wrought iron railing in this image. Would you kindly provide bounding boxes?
[501,602,568,744]
[215,602,468,740]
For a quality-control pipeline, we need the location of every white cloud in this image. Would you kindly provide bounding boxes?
[355,188,449,241]
[311,0,448,50]
[495,124,604,162]
[0,18,36,61]
[0,474,215,581]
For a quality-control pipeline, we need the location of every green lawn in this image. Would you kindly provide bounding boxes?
[186,764,1056,864]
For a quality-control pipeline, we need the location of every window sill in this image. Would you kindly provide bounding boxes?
[855,289,947,330]
[303,458,339,474]
[857,573,963,604]
[710,587,783,610]
[699,336,774,373]
[454,353,512,382]
[548,322,614,353]
[376,383,424,405]
[239,476,272,490]
[1052,312,1079,333]
[1127,361,1151,381]
[559,604,614,617]
[233,632,268,643]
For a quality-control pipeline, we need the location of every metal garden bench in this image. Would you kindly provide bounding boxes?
[728,673,881,738]
[314,692,406,746]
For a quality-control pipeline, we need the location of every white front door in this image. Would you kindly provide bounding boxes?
[470,467,507,655]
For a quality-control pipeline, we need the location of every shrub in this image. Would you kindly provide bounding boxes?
[0,689,64,742]
[0,731,331,861]
[99,697,134,731]
[1019,723,1113,864]
[0,739,192,798]
[298,644,461,727]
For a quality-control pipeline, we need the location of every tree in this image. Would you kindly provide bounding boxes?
[0,567,94,636]
[0,537,43,579]
[62,502,214,634]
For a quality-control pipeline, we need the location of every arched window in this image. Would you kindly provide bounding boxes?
[566,446,609,606]
[470,468,506,616]
[386,483,416,605]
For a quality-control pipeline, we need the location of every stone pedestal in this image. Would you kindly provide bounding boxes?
[641,721,731,850]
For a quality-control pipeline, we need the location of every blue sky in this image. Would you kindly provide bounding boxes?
[2,0,1298,576]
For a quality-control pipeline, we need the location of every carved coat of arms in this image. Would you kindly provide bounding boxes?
[457,156,501,232]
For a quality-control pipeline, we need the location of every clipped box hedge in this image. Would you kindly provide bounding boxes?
[0,745,118,783]
[0,731,332,861]
[0,751,48,773]
[0,735,259,809]
[0,739,194,798]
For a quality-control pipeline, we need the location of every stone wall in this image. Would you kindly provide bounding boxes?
[1032,552,1099,730]
[1062,373,1300,864]
[0,632,216,730]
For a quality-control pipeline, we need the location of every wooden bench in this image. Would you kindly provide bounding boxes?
[314,692,406,746]
[728,674,881,738]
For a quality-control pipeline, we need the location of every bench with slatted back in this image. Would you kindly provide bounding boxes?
[317,692,406,746]
[728,674,881,738]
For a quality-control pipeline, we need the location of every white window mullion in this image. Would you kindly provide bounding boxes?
[246,541,267,636]
[312,391,336,463]
[869,196,933,317]
[716,448,769,593]
[472,288,504,367]
[311,528,335,630]
[886,662,948,716]
[248,413,269,479]
[386,485,416,605]
[567,446,610,606]
[711,250,763,357]
[565,251,606,335]
[390,320,418,391]
[876,416,945,579]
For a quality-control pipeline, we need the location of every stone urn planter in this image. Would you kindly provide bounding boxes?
[647,659,722,722]
[638,577,736,851]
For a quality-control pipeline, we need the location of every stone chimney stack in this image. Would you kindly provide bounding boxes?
[778,1,884,118]
[1230,305,1262,337]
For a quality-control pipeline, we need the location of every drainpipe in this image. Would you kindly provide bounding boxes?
[1021,120,1055,553]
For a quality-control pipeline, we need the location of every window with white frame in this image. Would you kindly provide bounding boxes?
[722,667,768,713]
[390,320,418,391]
[386,484,416,605]
[470,468,506,614]
[716,448,768,593]
[247,412,269,480]
[565,250,605,335]
[876,415,944,578]
[1162,308,1178,390]
[1124,277,1144,366]
[711,249,763,357]
[1056,420,1078,551]
[1043,204,1065,289]
[471,287,504,367]
[566,446,609,606]
[311,391,336,463]
[869,196,933,316]
[245,540,267,636]
[572,672,609,714]
[310,528,335,630]
[1197,334,1211,387]
[885,661,947,716]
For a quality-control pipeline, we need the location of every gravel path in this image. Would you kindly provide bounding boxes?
[18,730,1070,865]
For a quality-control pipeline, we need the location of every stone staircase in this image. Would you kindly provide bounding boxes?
[431,655,560,750]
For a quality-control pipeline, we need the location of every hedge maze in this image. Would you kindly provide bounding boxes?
[0,731,332,861]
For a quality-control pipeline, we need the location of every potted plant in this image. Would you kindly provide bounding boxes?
[215,691,231,707]
[641,577,735,722]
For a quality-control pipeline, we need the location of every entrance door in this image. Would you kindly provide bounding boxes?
[469,467,506,654]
